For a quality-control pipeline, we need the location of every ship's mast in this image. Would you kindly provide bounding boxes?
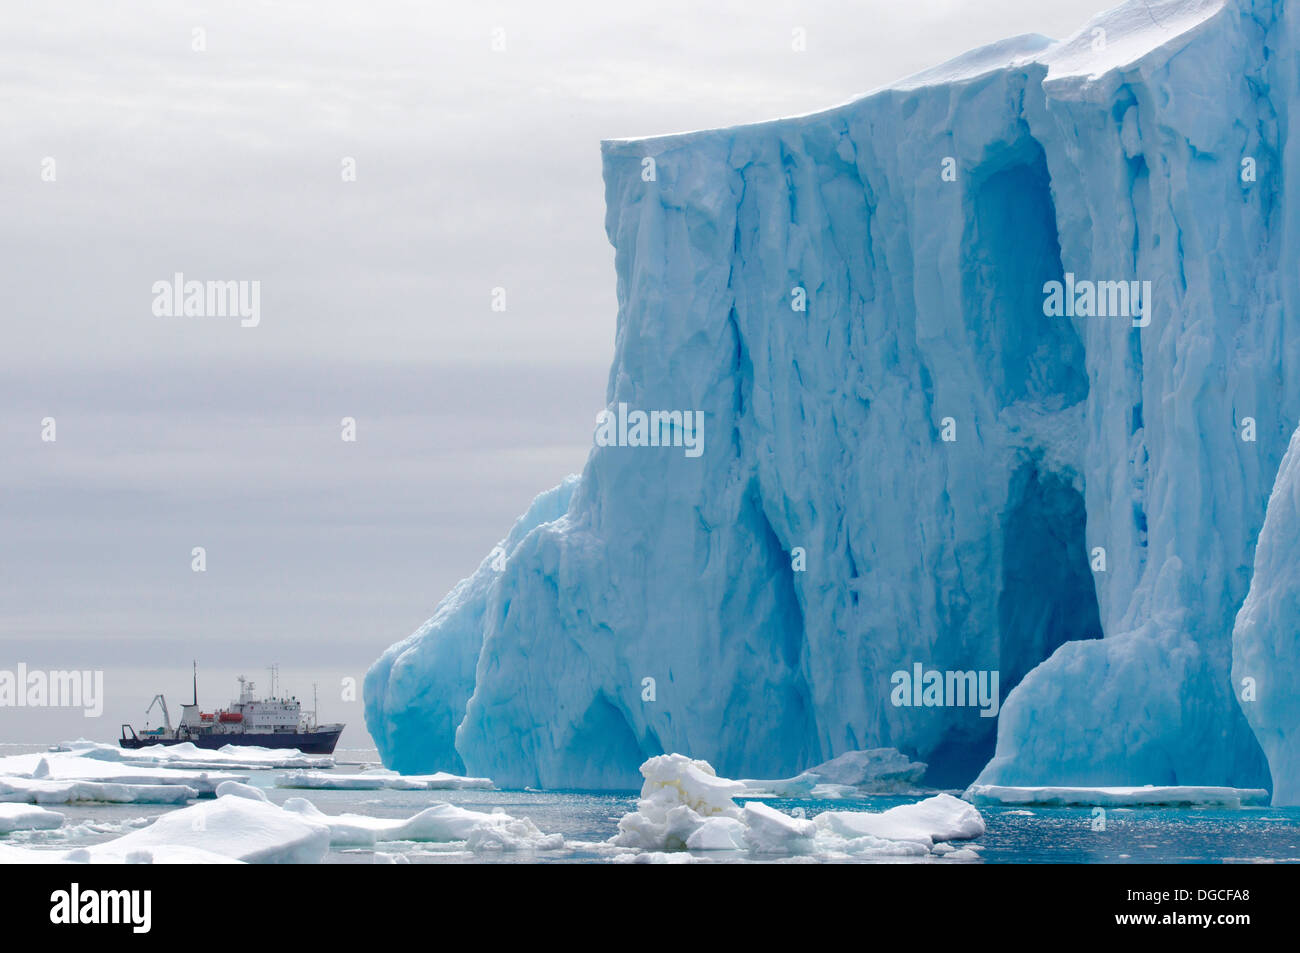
[192,660,198,707]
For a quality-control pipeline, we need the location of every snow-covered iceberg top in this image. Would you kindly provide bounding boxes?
[964,784,1269,808]
[613,754,983,860]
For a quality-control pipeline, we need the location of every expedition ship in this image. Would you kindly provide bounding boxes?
[119,666,344,755]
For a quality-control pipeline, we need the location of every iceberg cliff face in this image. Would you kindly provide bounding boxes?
[368,0,1299,792]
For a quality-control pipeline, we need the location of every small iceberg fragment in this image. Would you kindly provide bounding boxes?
[275,769,493,791]
[741,801,817,854]
[281,797,562,851]
[613,754,984,860]
[613,754,747,850]
[814,794,986,850]
[963,784,1270,808]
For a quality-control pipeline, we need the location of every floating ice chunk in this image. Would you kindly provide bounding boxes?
[280,796,562,850]
[213,780,269,802]
[465,817,565,852]
[685,816,747,850]
[815,794,986,850]
[964,784,1269,808]
[275,770,493,791]
[613,754,745,850]
[741,802,817,854]
[0,803,64,833]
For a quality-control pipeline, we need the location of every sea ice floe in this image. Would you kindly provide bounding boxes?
[0,750,247,797]
[963,784,1270,808]
[55,740,334,770]
[0,803,64,833]
[275,769,493,791]
[0,777,199,805]
[0,792,326,864]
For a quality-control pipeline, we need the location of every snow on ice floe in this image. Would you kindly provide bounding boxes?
[612,755,984,860]
[54,740,333,770]
[0,793,323,865]
[0,803,64,833]
[0,777,199,805]
[275,769,493,791]
[964,784,1269,808]
[0,751,246,799]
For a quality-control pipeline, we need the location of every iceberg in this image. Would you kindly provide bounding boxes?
[367,0,1299,793]
[1232,422,1300,805]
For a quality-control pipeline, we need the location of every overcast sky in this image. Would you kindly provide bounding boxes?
[0,0,1119,748]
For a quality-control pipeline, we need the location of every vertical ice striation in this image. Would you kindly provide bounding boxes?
[367,0,1300,792]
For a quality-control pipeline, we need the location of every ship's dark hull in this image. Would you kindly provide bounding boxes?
[119,727,343,755]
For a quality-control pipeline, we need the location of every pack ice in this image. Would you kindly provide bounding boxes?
[368,0,1300,798]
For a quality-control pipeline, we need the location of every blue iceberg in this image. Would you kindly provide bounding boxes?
[367,0,1300,796]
